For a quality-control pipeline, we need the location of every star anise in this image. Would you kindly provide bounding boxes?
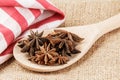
[33,43,59,65]
[18,40,30,52]
[55,55,69,64]
[18,40,27,48]
[55,39,80,56]
[18,29,83,65]
[46,37,61,47]
[18,30,49,56]
[54,30,84,42]
[57,39,72,56]
[45,30,83,56]
[18,39,36,56]
[28,54,45,65]
[28,30,43,41]
[27,30,44,49]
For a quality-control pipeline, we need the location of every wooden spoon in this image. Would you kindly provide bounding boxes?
[13,13,120,72]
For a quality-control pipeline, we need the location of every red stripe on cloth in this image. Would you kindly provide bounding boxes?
[2,7,28,32]
[0,24,14,45]
[0,41,16,56]
[0,0,22,7]
[29,9,41,18]
[37,0,64,19]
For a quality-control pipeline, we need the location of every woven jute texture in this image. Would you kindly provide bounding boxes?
[0,0,120,80]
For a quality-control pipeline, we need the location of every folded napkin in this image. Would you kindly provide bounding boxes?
[0,0,65,64]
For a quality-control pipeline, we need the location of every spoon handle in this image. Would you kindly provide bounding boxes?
[96,13,120,36]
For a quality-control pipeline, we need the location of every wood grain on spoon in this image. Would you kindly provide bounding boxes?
[13,13,120,72]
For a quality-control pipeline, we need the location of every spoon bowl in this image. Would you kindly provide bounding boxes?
[13,13,120,72]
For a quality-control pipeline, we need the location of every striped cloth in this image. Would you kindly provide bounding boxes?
[0,0,65,64]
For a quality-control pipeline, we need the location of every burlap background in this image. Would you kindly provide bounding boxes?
[0,0,120,80]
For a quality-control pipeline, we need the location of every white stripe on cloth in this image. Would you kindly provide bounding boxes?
[0,32,7,54]
[31,10,55,25]
[0,9,21,38]
[15,7,35,26]
[0,54,12,64]
[16,0,45,10]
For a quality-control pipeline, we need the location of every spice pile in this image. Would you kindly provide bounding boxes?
[18,30,83,65]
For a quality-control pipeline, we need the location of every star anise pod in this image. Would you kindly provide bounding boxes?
[28,30,44,49]
[46,30,83,56]
[28,30,43,41]
[50,30,67,39]
[18,39,36,56]
[46,37,62,47]
[18,40,30,53]
[55,55,69,64]
[34,43,59,65]
[58,39,72,56]
[18,30,49,56]
[56,39,80,56]
[54,30,84,42]
[28,54,45,65]
[18,29,83,65]
[18,40,27,48]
